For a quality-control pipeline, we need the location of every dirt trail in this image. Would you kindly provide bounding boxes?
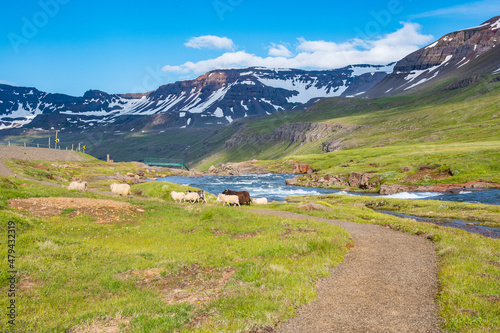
[0,146,91,177]
[0,160,14,177]
[252,210,441,333]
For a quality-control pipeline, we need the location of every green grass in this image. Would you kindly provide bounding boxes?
[0,177,350,332]
[2,159,179,192]
[258,194,500,332]
[260,141,500,186]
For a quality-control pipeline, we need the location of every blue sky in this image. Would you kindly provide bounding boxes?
[1,0,499,96]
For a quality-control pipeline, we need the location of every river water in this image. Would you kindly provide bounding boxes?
[160,173,500,205]
[160,173,500,238]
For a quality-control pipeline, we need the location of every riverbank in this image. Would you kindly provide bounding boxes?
[284,172,500,196]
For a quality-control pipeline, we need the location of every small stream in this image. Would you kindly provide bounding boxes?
[374,210,500,239]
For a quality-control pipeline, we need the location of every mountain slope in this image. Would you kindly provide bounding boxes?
[365,16,500,97]
[0,65,393,131]
[195,74,500,178]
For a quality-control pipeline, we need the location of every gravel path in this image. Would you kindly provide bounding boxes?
[0,146,92,177]
[252,210,441,333]
[0,146,91,163]
[0,160,14,177]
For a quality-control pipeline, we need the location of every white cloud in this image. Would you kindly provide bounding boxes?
[268,43,292,57]
[410,0,500,19]
[163,22,434,75]
[0,80,16,86]
[184,35,235,50]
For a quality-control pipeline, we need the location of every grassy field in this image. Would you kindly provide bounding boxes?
[2,159,182,193]
[0,176,350,332]
[0,157,499,332]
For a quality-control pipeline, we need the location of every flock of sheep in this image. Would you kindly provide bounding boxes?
[67,180,267,206]
[170,189,268,207]
[67,180,131,196]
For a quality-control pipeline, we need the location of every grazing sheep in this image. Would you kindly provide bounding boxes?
[252,197,268,205]
[186,190,207,203]
[216,193,240,207]
[184,192,200,204]
[67,180,87,191]
[222,189,251,205]
[170,191,185,203]
[110,183,131,196]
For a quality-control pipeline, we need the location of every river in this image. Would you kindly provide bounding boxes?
[160,173,500,205]
[160,173,500,238]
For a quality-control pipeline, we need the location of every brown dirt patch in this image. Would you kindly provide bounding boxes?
[405,165,453,182]
[232,230,265,239]
[116,264,236,306]
[68,314,130,333]
[17,275,44,295]
[210,228,266,239]
[180,229,197,234]
[8,197,144,224]
[211,228,228,236]
[477,294,500,303]
[281,227,317,238]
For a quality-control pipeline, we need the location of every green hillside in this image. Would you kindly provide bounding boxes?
[195,74,500,185]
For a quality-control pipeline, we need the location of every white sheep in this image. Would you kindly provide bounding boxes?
[170,191,185,203]
[252,197,268,205]
[216,193,240,207]
[110,183,131,196]
[67,181,87,191]
[184,192,200,204]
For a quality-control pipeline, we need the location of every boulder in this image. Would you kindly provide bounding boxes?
[298,202,332,212]
[285,176,300,185]
[379,184,410,195]
[208,165,216,173]
[189,170,204,177]
[53,175,67,182]
[349,172,379,190]
[294,162,312,174]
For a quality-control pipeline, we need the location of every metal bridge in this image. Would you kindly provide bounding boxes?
[143,158,189,170]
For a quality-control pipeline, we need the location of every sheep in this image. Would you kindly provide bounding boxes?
[222,189,251,205]
[67,180,87,191]
[184,192,200,204]
[186,190,207,203]
[110,183,131,196]
[170,191,185,203]
[252,197,268,205]
[216,193,240,207]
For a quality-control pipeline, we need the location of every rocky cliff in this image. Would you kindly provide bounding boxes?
[365,16,500,97]
[224,121,360,150]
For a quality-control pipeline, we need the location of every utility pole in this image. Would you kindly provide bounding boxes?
[48,137,50,149]
[78,142,81,152]
[55,130,59,149]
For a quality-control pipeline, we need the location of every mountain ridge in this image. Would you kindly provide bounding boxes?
[0,64,393,131]
[364,15,500,97]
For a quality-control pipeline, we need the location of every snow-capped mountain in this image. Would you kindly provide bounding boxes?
[365,16,500,97]
[0,65,393,130]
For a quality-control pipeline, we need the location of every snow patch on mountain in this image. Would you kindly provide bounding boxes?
[348,64,395,76]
